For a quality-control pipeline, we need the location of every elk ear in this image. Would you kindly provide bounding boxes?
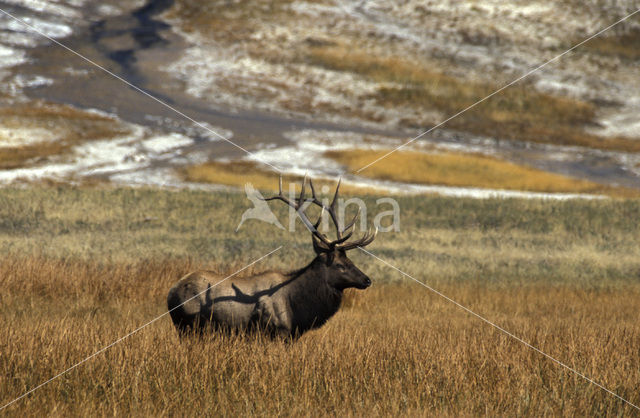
[312,234,332,254]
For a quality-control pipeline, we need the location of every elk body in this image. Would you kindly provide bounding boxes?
[167,177,377,339]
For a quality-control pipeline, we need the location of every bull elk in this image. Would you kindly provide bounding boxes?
[167,177,377,338]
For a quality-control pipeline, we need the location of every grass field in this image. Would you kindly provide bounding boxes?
[1,187,639,415]
[578,27,640,61]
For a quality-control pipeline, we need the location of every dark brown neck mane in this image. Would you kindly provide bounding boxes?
[286,258,343,335]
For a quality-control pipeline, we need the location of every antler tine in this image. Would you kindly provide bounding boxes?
[309,178,317,200]
[302,177,343,242]
[262,175,288,203]
[338,226,378,250]
[297,173,308,207]
[330,177,341,211]
[341,207,360,234]
[263,176,334,246]
[312,206,324,230]
[333,229,354,245]
[362,226,378,246]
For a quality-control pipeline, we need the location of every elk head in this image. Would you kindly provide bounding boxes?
[264,176,377,290]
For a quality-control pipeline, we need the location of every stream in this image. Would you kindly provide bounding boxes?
[15,0,403,161]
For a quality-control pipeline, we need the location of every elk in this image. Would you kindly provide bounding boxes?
[167,176,377,339]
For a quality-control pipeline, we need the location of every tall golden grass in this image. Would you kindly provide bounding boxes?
[1,187,640,415]
[1,257,639,416]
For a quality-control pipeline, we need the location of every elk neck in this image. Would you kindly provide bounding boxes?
[285,256,344,333]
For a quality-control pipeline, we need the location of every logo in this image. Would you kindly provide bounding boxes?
[236,183,285,232]
[237,181,401,234]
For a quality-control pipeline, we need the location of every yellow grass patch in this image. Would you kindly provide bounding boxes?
[326,149,640,197]
[0,102,129,169]
[181,160,377,195]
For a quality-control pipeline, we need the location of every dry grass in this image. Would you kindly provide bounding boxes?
[579,27,640,61]
[0,102,129,169]
[1,187,640,415]
[307,46,640,152]
[325,148,640,197]
[166,0,303,41]
[180,152,640,198]
[1,257,639,416]
[181,160,379,195]
[182,160,298,191]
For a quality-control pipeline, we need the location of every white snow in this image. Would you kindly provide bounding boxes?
[3,16,72,39]
[11,74,54,88]
[1,0,82,19]
[0,123,205,185]
[0,44,26,69]
[0,126,60,148]
[141,132,193,154]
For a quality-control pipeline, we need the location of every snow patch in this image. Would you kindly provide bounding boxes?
[12,74,54,88]
[1,0,82,19]
[0,44,26,69]
[0,123,204,185]
[0,126,60,148]
[3,16,72,39]
[141,132,193,154]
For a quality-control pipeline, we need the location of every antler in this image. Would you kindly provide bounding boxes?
[263,175,377,250]
[262,175,331,247]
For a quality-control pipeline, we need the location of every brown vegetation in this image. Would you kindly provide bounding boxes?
[1,187,639,415]
[308,45,640,152]
[326,148,640,197]
[579,27,640,61]
[181,160,378,194]
[0,102,129,169]
[1,257,639,416]
[167,0,640,155]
